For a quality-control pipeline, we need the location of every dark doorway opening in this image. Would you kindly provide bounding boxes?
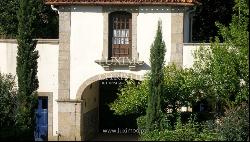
[99,78,138,132]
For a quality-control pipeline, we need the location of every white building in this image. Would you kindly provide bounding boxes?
[0,0,202,140]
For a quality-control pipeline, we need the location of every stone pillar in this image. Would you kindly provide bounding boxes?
[170,8,184,67]
[57,101,82,141]
[58,6,71,100]
[132,12,139,59]
[57,6,80,141]
[102,12,109,59]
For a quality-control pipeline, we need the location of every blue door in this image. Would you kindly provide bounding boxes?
[35,97,48,141]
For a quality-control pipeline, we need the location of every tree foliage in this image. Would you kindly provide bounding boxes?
[16,0,39,137]
[193,0,249,112]
[218,103,249,141]
[0,0,19,38]
[146,20,166,131]
[109,64,201,116]
[140,114,221,141]
[162,65,197,113]
[109,79,148,116]
[0,73,17,128]
[0,0,58,38]
[192,0,234,42]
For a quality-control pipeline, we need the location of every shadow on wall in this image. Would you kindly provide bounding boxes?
[71,5,184,14]
[108,63,151,71]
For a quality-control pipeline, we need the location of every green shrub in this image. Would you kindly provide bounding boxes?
[0,73,17,128]
[109,79,148,115]
[196,128,220,141]
[139,115,197,141]
[0,127,33,141]
[218,103,249,141]
[173,115,199,141]
[137,115,147,131]
[195,120,221,141]
[139,114,222,141]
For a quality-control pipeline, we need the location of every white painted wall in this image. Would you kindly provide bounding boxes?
[69,6,173,100]
[137,6,172,66]
[0,40,59,136]
[0,41,18,74]
[70,6,145,100]
[183,43,198,68]
[0,42,9,73]
[70,6,104,100]
[183,43,210,68]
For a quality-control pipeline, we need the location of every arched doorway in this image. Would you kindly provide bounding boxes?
[76,72,143,140]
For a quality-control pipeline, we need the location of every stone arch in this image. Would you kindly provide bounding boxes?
[76,72,143,100]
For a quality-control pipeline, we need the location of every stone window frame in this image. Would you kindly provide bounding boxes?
[102,6,139,61]
[109,11,132,58]
[95,6,145,71]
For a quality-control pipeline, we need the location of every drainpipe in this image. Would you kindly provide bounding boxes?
[51,4,60,141]
[184,7,196,43]
[51,5,59,14]
[56,130,61,141]
[74,103,77,141]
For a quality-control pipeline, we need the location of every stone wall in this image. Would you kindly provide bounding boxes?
[170,8,184,67]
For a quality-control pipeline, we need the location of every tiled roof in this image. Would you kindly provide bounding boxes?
[45,0,199,6]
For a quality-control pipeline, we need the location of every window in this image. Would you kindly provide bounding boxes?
[109,11,132,58]
[42,97,48,109]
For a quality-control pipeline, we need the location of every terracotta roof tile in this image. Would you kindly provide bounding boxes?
[45,0,199,6]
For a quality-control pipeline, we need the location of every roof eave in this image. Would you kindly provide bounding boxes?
[45,2,197,6]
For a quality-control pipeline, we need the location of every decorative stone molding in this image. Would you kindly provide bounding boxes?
[103,6,139,13]
[0,39,59,44]
[56,99,83,103]
[95,58,144,71]
[76,72,144,99]
[129,65,137,71]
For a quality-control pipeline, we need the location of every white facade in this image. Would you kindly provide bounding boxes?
[0,4,200,140]
[182,43,210,68]
[69,6,174,100]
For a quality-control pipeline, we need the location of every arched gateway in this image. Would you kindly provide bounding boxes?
[57,72,143,141]
[77,72,143,140]
[76,72,143,99]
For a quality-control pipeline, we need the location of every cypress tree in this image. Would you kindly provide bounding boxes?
[146,20,166,131]
[16,0,39,138]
